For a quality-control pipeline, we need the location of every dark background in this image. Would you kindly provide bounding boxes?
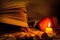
[0,0,60,24]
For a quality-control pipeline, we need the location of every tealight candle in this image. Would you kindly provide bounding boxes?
[45,22,53,37]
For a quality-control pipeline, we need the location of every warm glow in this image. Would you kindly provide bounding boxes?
[39,17,52,31]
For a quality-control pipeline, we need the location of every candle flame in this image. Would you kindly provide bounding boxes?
[48,22,50,27]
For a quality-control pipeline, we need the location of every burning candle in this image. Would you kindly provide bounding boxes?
[45,22,53,37]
